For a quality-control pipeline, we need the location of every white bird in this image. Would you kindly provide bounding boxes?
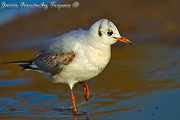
[7,19,133,113]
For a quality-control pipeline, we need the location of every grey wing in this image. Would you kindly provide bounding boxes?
[33,52,75,76]
[32,30,81,75]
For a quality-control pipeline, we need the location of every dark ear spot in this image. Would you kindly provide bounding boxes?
[98,30,102,36]
[98,20,103,36]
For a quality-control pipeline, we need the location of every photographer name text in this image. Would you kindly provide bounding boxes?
[1,1,79,11]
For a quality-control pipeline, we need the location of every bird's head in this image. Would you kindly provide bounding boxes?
[88,19,134,45]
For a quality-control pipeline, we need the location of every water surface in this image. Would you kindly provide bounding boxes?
[0,42,180,120]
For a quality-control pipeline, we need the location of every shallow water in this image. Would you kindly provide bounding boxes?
[0,42,180,120]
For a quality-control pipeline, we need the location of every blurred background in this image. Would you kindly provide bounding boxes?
[0,0,180,120]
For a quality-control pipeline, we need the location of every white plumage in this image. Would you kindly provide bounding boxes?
[41,19,121,88]
[10,19,133,113]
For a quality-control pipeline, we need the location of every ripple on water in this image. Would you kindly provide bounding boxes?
[0,78,33,87]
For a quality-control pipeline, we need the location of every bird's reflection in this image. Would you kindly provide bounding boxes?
[53,105,89,120]
[73,114,89,120]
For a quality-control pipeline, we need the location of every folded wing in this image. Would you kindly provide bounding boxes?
[33,52,75,76]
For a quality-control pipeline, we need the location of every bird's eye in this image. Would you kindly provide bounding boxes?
[107,31,113,36]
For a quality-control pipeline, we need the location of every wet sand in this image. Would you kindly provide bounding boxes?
[0,42,180,120]
[0,0,180,51]
[0,0,180,119]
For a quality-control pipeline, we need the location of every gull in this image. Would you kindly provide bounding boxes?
[7,19,133,113]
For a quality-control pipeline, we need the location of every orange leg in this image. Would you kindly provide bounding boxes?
[83,82,89,101]
[70,89,77,113]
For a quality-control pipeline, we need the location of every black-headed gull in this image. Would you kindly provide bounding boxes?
[8,19,133,113]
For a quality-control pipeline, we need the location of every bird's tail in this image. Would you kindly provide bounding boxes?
[3,60,38,71]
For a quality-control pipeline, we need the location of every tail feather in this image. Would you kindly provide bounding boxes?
[3,61,32,64]
[3,60,39,71]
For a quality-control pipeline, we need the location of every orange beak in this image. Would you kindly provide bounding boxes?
[114,37,134,45]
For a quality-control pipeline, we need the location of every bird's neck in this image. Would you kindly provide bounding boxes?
[86,37,111,51]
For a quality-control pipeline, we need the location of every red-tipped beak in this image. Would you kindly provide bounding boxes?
[114,37,134,45]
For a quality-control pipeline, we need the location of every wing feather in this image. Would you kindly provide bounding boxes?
[34,52,75,76]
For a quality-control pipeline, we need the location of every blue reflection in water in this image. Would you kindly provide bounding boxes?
[0,78,33,86]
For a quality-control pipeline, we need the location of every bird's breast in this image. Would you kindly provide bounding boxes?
[54,45,111,82]
[82,45,111,71]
